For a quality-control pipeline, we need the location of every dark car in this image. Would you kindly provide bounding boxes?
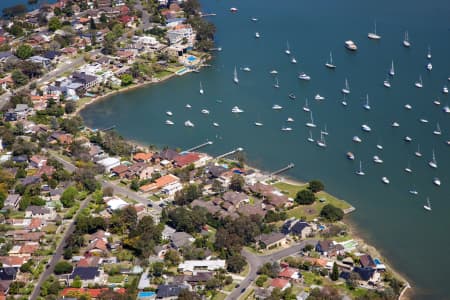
[241,288,246,293]
[147,203,153,207]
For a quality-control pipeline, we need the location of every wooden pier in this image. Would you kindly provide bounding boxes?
[270,163,295,176]
[215,147,244,160]
[182,140,213,153]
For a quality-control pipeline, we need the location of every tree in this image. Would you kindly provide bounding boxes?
[256,275,268,287]
[54,261,73,275]
[0,191,6,209]
[151,261,164,277]
[164,249,181,266]
[60,186,78,208]
[330,262,339,281]
[71,275,82,288]
[89,18,97,30]
[174,184,201,205]
[308,180,324,193]
[15,44,33,60]
[295,189,316,205]
[178,290,201,300]
[320,204,344,222]
[226,253,246,273]
[120,74,133,86]
[211,179,224,194]
[11,70,29,86]
[65,101,76,114]
[229,174,244,192]
[48,17,62,31]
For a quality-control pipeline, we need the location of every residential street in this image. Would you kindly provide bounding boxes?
[226,240,317,300]
[29,195,92,300]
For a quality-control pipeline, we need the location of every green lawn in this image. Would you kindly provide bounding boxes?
[302,271,324,286]
[154,71,172,79]
[275,182,353,221]
[108,274,125,283]
[212,292,227,300]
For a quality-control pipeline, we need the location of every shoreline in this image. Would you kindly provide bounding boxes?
[71,55,412,300]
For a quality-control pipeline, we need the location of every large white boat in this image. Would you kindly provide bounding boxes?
[368,22,381,40]
[231,106,244,114]
[298,72,311,81]
[165,120,174,125]
[201,109,210,115]
[443,86,449,94]
[166,111,173,116]
[185,104,192,109]
[428,150,438,168]
[345,40,358,51]
[383,77,391,88]
[433,123,442,135]
[305,111,316,128]
[426,62,432,71]
[272,104,283,110]
[392,121,400,128]
[242,67,251,72]
[341,78,350,94]
[291,57,297,64]
[270,70,278,75]
[255,32,260,38]
[184,120,194,127]
[361,124,372,132]
[403,31,411,47]
[381,177,390,184]
[373,155,383,164]
[353,136,362,143]
[325,51,336,69]
[314,94,325,101]
[254,122,263,127]
[433,178,441,186]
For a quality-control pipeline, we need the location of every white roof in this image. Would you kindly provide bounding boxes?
[105,197,129,211]
[97,157,120,167]
[178,259,226,272]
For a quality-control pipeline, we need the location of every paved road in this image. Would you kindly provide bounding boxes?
[226,240,317,300]
[29,195,92,300]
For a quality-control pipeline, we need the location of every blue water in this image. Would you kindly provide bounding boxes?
[80,0,450,298]
[138,291,156,297]
[0,0,56,12]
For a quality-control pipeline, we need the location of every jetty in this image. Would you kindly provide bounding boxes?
[100,125,116,132]
[270,163,295,177]
[215,147,244,160]
[182,140,213,154]
[200,13,217,17]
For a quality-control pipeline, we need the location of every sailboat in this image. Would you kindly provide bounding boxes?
[233,66,239,84]
[322,124,329,136]
[274,77,280,88]
[383,76,391,88]
[291,56,297,64]
[307,130,314,143]
[363,94,371,110]
[302,98,310,112]
[199,81,204,95]
[426,46,432,59]
[389,60,395,76]
[356,161,365,176]
[433,123,442,135]
[325,51,336,69]
[341,78,350,94]
[368,21,381,40]
[415,144,422,157]
[285,41,291,55]
[403,31,411,47]
[404,162,412,173]
[317,131,327,148]
[423,198,431,211]
[305,111,316,128]
[341,94,348,107]
[428,150,437,168]
[414,76,423,88]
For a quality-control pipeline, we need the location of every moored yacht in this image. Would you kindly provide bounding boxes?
[353,136,362,143]
[291,57,297,64]
[426,62,432,71]
[392,121,400,127]
[345,40,358,51]
[443,86,449,94]
[281,126,292,131]
[307,130,314,143]
[213,122,219,127]
[356,161,365,176]
[255,32,260,38]
[314,94,325,101]
[415,144,422,157]
[316,132,327,148]
[288,93,296,100]
[428,150,438,168]
[383,77,391,88]
[184,120,194,127]
[305,111,316,128]
[381,177,390,184]
[415,76,423,88]
[404,104,412,110]
[433,177,441,186]
[185,104,192,109]
[285,41,291,55]
[166,111,173,116]
[373,155,383,164]
[303,98,310,112]
[404,136,413,142]
[347,152,355,160]
[231,106,244,113]
[341,78,350,94]
[368,22,381,40]
[433,123,442,135]
[423,198,432,211]
[287,117,294,122]
[272,104,283,110]
[363,94,371,110]
[298,72,311,81]
[325,51,336,69]
[403,31,411,47]
[254,122,263,127]
[427,46,432,59]
[361,124,372,132]
[201,109,210,115]
[165,120,174,125]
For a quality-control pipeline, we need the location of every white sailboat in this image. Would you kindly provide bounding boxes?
[303,98,310,112]
[285,41,291,55]
[199,81,204,95]
[433,177,441,186]
[428,150,438,168]
[383,76,391,88]
[317,131,327,148]
[403,30,411,47]
[426,62,432,71]
[415,144,422,157]
[433,123,442,135]
[166,111,173,116]
[341,78,350,94]
[305,111,316,128]
[165,120,174,125]
[322,124,329,136]
[233,66,239,84]
[414,76,423,88]
[184,120,194,127]
[307,130,314,142]
[325,51,336,69]
[356,161,365,176]
[426,46,432,59]
[368,21,381,40]
[274,77,280,88]
[381,177,390,184]
[291,56,297,64]
[404,162,412,173]
[389,60,395,76]
[423,198,431,211]
[341,94,348,107]
[363,94,371,110]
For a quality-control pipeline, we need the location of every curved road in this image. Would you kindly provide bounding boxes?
[226,240,317,300]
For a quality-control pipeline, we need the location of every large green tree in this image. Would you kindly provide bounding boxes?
[60,186,78,208]
[320,204,344,222]
[48,17,62,31]
[15,44,33,60]
[295,189,316,205]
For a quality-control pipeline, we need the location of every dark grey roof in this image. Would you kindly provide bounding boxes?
[26,205,50,215]
[170,232,193,249]
[0,51,13,59]
[156,284,187,298]
[69,267,100,280]
[12,155,28,163]
[157,149,179,161]
[258,232,285,245]
[20,176,41,186]
[290,221,310,235]
[353,267,375,281]
[72,72,98,85]
[0,267,17,281]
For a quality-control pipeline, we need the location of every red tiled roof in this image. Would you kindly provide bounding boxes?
[0,256,27,267]
[278,267,298,278]
[139,174,179,192]
[28,218,42,230]
[270,278,290,289]
[173,152,200,167]
[133,152,153,162]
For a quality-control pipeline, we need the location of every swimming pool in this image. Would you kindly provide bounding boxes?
[373,258,381,265]
[187,55,197,62]
[138,291,156,298]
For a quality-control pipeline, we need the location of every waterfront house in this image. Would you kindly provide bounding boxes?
[72,72,99,89]
[282,219,312,239]
[96,157,121,172]
[359,254,376,269]
[139,174,181,194]
[133,152,153,163]
[316,240,345,257]
[257,232,288,249]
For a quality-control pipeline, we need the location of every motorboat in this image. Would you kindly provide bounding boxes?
[298,72,311,81]
[270,70,278,75]
[443,105,450,113]
[254,122,263,127]
[373,155,383,164]
[166,111,173,116]
[201,109,210,115]
[288,93,296,100]
[419,118,429,123]
[251,17,258,22]
[376,144,383,150]
[404,104,412,110]
[433,178,441,186]
[314,94,325,100]
[427,46,432,59]
[404,136,413,142]
[242,67,251,72]
[345,40,358,51]
[281,127,292,131]
[426,63,432,71]
[230,7,238,13]
[433,99,441,105]
[213,122,219,127]
[383,78,391,88]
[185,104,192,109]
[443,86,449,94]
[287,117,294,122]
[165,120,174,125]
[381,177,390,184]
[199,81,204,94]
[341,95,348,106]
[255,32,260,38]
[232,106,244,113]
[353,136,362,143]
[272,104,283,110]
[347,152,355,160]
[291,57,297,64]
[361,124,372,132]
[409,190,418,195]
[184,120,194,127]
[392,122,400,127]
